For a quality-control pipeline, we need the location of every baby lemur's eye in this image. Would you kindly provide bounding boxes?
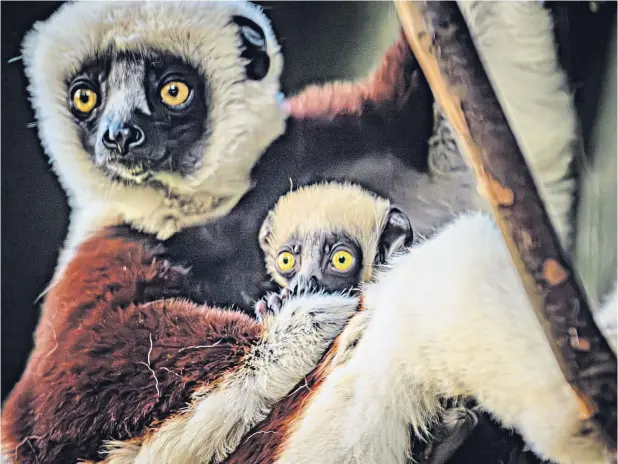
[160,80,192,108]
[331,250,354,271]
[277,251,296,273]
[70,80,99,117]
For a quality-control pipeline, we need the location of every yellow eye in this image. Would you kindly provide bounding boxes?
[331,250,353,271]
[72,88,98,114]
[160,81,191,108]
[277,251,296,272]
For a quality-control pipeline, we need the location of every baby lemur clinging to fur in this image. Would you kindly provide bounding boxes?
[256,182,538,464]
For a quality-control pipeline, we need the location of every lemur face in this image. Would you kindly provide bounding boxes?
[274,232,364,293]
[66,17,270,183]
[23,1,285,201]
[260,183,415,294]
[69,52,208,180]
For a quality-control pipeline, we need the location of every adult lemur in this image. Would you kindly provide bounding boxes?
[21,0,481,311]
[3,1,604,463]
[2,2,478,461]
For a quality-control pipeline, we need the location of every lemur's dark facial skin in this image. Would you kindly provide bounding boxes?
[67,50,208,181]
[65,15,270,184]
[274,232,364,293]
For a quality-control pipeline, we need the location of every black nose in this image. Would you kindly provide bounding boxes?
[102,123,145,155]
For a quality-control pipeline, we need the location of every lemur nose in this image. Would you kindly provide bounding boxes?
[102,123,145,156]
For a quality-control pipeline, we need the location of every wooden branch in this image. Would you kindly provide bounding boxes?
[394,0,617,451]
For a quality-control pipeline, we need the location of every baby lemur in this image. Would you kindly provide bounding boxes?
[259,181,413,290]
[257,182,525,464]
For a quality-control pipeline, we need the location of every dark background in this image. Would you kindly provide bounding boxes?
[1,1,400,401]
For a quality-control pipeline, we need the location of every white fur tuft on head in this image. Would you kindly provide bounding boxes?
[22,1,287,249]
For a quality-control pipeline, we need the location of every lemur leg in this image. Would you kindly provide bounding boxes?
[276,212,606,464]
[353,212,607,464]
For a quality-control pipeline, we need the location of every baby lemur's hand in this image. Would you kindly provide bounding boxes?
[254,277,319,323]
[254,292,286,322]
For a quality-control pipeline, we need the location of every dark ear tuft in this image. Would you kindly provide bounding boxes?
[232,16,270,80]
[259,210,276,252]
[375,207,414,264]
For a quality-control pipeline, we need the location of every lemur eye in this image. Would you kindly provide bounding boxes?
[277,251,296,273]
[331,250,354,271]
[160,81,192,108]
[71,87,98,115]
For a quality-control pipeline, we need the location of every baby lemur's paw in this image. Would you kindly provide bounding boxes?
[255,292,286,322]
[253,286,358,374]
[287,276,319,297]
[255,277,320,323]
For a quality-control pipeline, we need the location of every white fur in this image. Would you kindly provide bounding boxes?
[276,212,607,464]
[101,293,357,463]
[595,285,617,354]
[458,1,580,250]
[21,1,287,279]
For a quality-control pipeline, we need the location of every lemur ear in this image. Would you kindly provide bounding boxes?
[258,210,276,252]
[376,207,414,263]
[232,16,270,80]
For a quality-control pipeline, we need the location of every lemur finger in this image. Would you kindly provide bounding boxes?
[255,300,268,322]
[281,287,292,301]
[289,276,319,298]
[266,292,284,315]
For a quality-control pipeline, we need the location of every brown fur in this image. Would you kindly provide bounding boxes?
[1,229,262,463]
[287,31,415,119]
[2,25,428,464]
[225,335,343,463]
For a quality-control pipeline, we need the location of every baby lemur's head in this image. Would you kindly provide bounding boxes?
[259,182,414,292]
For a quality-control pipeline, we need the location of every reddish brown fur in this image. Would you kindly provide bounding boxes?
[225,335,343,463]
[287,31,415,119]
[2,26,424,464]
[1,228,262,463]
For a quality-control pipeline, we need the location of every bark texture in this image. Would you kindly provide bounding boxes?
[394,0,617,452]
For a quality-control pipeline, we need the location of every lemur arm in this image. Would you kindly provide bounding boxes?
[286,31,420,119]
[275,29,435,175]
[272,213,609,464]
[1,229,356,464]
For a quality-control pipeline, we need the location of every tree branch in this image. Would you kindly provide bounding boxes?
[394,0,617,452]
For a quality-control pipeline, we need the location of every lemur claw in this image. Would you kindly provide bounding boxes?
[255,277,319,323]
[255,292,285,322]
[288,276,319,297]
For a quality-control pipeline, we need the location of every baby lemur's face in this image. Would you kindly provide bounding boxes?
[259,183,415,294]
[273,231,364,293]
